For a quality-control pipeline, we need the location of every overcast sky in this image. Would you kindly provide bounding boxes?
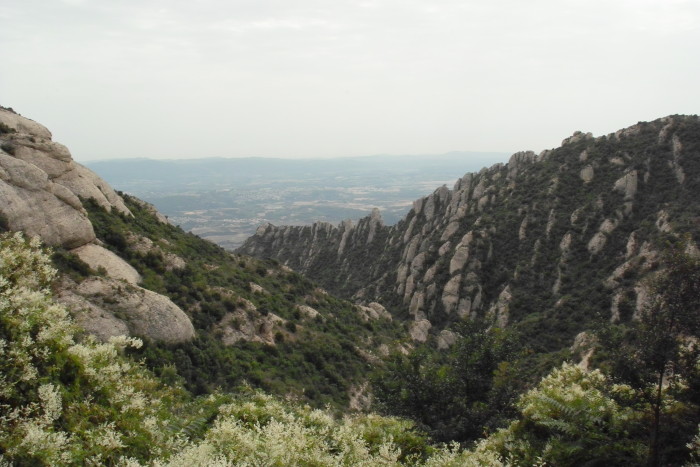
[1,0,699,162]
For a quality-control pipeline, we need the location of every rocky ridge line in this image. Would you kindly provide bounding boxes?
[239,115,700,347]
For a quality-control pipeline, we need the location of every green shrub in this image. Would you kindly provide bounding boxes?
[0,121,16,135]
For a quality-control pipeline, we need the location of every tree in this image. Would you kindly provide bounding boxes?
[372,320,521,442]
[466,363,646,466]
[639,244,700,466]
[603,241,700,466]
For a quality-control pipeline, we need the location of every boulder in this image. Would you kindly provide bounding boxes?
[0,153,96,248]
[71,243,141,285]
[68,277,195,344]
[409,319,432,342]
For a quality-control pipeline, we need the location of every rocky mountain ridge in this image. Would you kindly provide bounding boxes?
[0,107,195,343]
[239,115,700,349]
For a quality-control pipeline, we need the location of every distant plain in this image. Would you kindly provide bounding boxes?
[87,152,508,249]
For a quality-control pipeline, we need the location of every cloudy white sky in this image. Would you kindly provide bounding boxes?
[1,0,699,161]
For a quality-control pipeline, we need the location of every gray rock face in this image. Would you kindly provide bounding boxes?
[71,243,142,284]
[1,107,195,345]
[614,170,638,200]
[409,319,432,342]
[0,152,96,248]
[580,165,594,183]
[239,115,700,343]
[78,277,193,343]
[58,277,195,344]
[0,108,131,249]
[0,109,52,139]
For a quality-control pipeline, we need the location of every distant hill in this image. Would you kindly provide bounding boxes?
[85,152,508,249]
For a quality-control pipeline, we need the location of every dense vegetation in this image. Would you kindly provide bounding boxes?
[371,240,700,465]
[76,195,404,408]
[0,234,700,466]
[372,320,524,443]
[3,232,699,465]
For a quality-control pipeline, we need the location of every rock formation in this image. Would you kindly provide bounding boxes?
[0,107,194,344]
[239,115,700,348]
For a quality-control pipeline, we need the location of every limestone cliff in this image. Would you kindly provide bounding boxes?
[239,115,700,349]
[0,107,194,344]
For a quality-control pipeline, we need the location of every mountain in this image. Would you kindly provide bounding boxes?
[0,105,402,407]
[238,115,700,354]
[2,106,699,465]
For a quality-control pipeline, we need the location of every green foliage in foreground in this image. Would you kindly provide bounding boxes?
[372,320,523,443]
[0,232,482,465]
[3,233,699,465]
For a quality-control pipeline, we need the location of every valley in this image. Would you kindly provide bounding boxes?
[2,106,700,465]
[86,152,508,249]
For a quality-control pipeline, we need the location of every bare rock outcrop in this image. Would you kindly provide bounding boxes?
[0,152,96,248]
[357,302,392,321]
[71,243,142,284]
[217,307,286,346]
[409,319,432,342]
[1,106,196,345]
[58,277,195,344]
[0,108,131,249]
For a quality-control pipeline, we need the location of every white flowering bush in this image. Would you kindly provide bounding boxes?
[0,232,475,466]
[157,392,434,466]
[0,233,185,465]
[467,362,647,466]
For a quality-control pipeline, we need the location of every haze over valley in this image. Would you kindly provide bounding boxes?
[87,152,507,249]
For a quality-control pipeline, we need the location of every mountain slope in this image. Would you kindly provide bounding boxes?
[0,105,403,408]
[239,115,700,353]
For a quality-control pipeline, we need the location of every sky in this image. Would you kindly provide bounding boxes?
[1,0,699,162]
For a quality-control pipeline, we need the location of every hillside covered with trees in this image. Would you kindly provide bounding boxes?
[2,107,700,465]
[3,233,699,465]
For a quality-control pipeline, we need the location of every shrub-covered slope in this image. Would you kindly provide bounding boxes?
[239,115,700,353]
[3,232,698,465]
[77,194,403,407]
[0,233,455,465]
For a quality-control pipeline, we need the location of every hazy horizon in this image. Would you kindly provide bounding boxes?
[2,0,699,162]
[80,150,510,164]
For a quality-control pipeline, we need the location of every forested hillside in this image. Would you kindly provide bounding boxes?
[240,115,700,358]
[2,107,700,465]
[81,194,404,407]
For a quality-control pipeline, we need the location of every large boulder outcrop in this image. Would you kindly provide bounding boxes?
[58,277,195,344]
[0,107,130,250]
[71,243,142,284]
[0,153,96,248]
[1,106,195,345]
